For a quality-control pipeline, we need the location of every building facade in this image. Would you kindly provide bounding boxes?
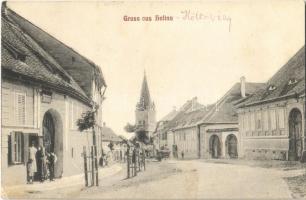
[237,46,305,161]
[159,80,263,160]
[1,5,106,186]
[199,79,265,159]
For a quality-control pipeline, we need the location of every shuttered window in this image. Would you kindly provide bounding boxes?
[15,93,26,125]
[9,132,24,164]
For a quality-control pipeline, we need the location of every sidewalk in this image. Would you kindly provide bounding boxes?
[2,163,122,197]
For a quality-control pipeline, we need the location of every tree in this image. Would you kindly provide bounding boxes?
[77,110,96,132]
[124,123,136,133]
[124,123,151,145]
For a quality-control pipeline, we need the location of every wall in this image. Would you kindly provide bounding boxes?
[200,124,238,159]
[1,79,94,186]
[238,97,305,160]
[172,127,198,159]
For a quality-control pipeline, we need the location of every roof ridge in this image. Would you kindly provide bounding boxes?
[6,7,101,72]
[3,9,89,98]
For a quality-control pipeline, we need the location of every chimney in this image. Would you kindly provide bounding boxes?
[191,97,197,111]
[240,76,246,98]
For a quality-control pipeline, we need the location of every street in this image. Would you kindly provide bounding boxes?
[4,159,305,199]
[80,160,295,199]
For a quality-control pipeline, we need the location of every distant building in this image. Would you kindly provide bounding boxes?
[1,5,106,185]
[101,123,122,160]
[166,97,210,159]
[153,107,178,152]
[135,72,156,140]
[160,80,263,160]
[237,46,305,161]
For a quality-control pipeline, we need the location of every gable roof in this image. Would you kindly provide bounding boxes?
[5,6,106,98]
[160,109,179,122]
[101,126,122,142]
[201,82,265,124]
[166,98,212,130]
[238,46,305,108]
[1,9,91,104]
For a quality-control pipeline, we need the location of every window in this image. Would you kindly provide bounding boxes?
[256,111,262,130]
[250,113,255,131]
[15,93,26,125]
[70,100,74,128]
[263,110,269,131]
[9,132,24,164]
[270,109,277,130]
[277,108,285,129]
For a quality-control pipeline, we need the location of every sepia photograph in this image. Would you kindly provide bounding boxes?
[1,0,305,199]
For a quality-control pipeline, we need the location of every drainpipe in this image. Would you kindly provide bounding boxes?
[197,124,201,159]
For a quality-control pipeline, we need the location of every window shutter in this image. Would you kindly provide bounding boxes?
[23,133,29,164]
[9,132,16,164]
[15,93,26,125]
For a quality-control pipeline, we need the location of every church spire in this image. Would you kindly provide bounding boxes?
[137,71,152,110]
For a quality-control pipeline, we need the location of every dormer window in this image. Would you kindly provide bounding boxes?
[288,78,297,85]
[3,40,27,62]
[268,85,276,91]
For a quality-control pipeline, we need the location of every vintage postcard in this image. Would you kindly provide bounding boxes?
[1,0,305,199]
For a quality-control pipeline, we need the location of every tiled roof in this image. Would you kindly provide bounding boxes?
[167,98,213,130]
[238,46,305,107]
[5,6,106,98]
[160,109,179,122]
[101,126,122,142]
[202,82,265,123]
[1,11,91,104]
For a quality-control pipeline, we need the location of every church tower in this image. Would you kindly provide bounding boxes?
[135,71,156,139]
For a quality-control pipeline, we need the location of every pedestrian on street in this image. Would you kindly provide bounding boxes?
[36,146,48,182]
[27,142,37,184]
[181,151,184,160]
[47,151,57,181]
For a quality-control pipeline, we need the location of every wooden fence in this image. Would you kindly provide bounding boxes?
[83,146,99,187]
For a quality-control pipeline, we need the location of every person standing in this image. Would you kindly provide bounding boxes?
[181,150,184,160]
[36,146,47,182]
[47,152,57,181]
[27,142,37,184]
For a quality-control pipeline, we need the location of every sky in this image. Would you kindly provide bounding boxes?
[8,0,304,138]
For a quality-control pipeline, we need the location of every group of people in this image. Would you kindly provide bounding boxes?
[27,142,57,184]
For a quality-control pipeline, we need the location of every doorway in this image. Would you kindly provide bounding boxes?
[209,135,221,158]
[42,109,63,178]
[226,134,238,159]
[288,108,303,161]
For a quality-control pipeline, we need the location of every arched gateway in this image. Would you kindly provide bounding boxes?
[209,135,221,158]
[225,134,238,159]
[42,109,63,178]
[288,108,303,161]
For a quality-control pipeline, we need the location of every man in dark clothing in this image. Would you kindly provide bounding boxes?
[47,152,57,181]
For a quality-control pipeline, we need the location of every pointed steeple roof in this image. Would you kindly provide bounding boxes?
[138,71,152,110]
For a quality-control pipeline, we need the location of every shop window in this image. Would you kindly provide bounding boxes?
[8,132,24,164]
